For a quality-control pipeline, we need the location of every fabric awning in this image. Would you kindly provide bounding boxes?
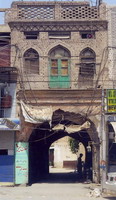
[20,101,91,132]
[52,121,90,133]
[65,121,90,133]
[20,101,53,124]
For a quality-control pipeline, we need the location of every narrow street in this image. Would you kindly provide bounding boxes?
[0,168,115,200]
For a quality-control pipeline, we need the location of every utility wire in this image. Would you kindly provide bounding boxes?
[0,7,113,126]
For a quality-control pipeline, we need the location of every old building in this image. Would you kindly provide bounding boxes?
[0,24,18,184]
[0,0,111,185]
[106,5,116,174]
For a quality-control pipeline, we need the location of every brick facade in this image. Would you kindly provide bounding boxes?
[7,2,109,90]
[4,1,111,184]
[107,6,116,86]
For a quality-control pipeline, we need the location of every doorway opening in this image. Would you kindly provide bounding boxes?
[29,127,92,183]
[49,137,88,183]
[28,109,99,184]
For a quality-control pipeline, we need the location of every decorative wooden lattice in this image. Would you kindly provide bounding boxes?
[17,4,98,20]
[61,5,98,19]
[18,5,55,19]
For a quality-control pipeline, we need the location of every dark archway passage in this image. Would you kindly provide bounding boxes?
[28,110,99,184]
[29,128,92,183]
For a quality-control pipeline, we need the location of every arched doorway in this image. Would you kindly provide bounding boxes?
[49,135,92,182]
[28,109,100,184]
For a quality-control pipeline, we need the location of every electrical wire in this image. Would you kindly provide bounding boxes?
[0,9,113,145]
[0,2,114,144]
[86,47,109,115]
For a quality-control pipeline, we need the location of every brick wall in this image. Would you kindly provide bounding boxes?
[10,24,108,90]
[8,2,109,90]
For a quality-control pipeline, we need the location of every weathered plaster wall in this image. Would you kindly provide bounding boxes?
[10,28,108,90]
[0,131,14,154]
[107,6,116,87]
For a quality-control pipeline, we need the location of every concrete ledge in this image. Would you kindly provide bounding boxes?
[0,182,14,187]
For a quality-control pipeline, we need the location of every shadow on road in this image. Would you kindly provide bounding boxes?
[35,171,86,184]
[103,198,116,200]
[44,172,78,183]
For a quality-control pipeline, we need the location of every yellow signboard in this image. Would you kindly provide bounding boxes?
[107,89,116,113]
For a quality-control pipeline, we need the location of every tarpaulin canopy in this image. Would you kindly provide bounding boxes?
[20,101,91,132]
[52,121,90,133]
[20,101,53,124]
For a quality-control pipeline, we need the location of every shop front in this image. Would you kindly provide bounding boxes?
[0,118,20,185]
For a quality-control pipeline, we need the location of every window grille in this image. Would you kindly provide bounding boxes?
[80,32,95,39]
[61,5,98,19]
[24,48,39,74]
[18,5,54,19]
[24,31,39,39]
[49,32,71,39]
[79,48,96,77]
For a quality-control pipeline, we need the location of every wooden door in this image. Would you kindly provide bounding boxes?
[49,58,70,88]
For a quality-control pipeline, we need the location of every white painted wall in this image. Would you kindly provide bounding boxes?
[51,136,85,168]
[0,131,15,155]
[3,83,17,118]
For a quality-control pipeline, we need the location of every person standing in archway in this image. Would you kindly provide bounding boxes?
[77,153,83,180]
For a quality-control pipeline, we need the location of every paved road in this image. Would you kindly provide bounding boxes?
[0,182,115,200]
[0,168,115,200]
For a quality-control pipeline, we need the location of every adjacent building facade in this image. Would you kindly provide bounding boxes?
[106,5,116,174]
[0,25,18,184]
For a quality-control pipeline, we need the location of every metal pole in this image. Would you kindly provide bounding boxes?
[101,89,107,192]
[96,0,102,6]
[99,0,102,5]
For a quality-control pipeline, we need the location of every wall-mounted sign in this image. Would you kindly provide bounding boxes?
[100,160,106,169]
[107,115,116,122]
[15,142,28,184]
[0,118,20,130]
[107,89,116,113]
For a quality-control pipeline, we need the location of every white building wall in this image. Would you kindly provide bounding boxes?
[3,83,17,118]
[0,131,14,155]
[53,136,85,168]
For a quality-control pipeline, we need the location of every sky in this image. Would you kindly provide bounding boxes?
[0,0,115,8]
[0,0,115,24]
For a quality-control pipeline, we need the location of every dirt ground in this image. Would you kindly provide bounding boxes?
[0,167,115,200]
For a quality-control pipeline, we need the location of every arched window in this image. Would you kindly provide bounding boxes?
[23,48,39,74]
[79,48,96,77]
[49,45,70,88]
[49,45,70,76]
[49,45,70,58]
